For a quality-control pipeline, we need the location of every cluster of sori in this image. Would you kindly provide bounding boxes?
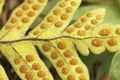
[28,0,82,39]
[27,0,89,80]
[63,8,105,56]
[63,8,120,55]
[0,0,120,80]
[0,0,47,40]
[0,0,53,80]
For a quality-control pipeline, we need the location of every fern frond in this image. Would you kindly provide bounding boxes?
[50,38,89,80]
[85,23,120,54]
[27,0,89,80]
[28,0,82,39]
[63,8,105,38]
[0,42,54,80]
[63,8,106,56]
[0,0,119,80]
[0,0,54,80]
[12,41,54,80]
[29,8,106,80]
[0,0,48,40]
[36,38,89,80]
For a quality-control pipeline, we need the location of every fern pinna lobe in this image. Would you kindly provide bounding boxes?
[63,8,106,55]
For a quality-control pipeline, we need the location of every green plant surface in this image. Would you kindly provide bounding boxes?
[0,0,120,80]
[110,51,120,80]
[80,51,114,79]
[83,0,118,5]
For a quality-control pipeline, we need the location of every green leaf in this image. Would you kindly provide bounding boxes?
[80,51,114,79]
[110,51,120,80]
[41,0,58,14]
[83,0,118,5]
[117,0,120,5]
